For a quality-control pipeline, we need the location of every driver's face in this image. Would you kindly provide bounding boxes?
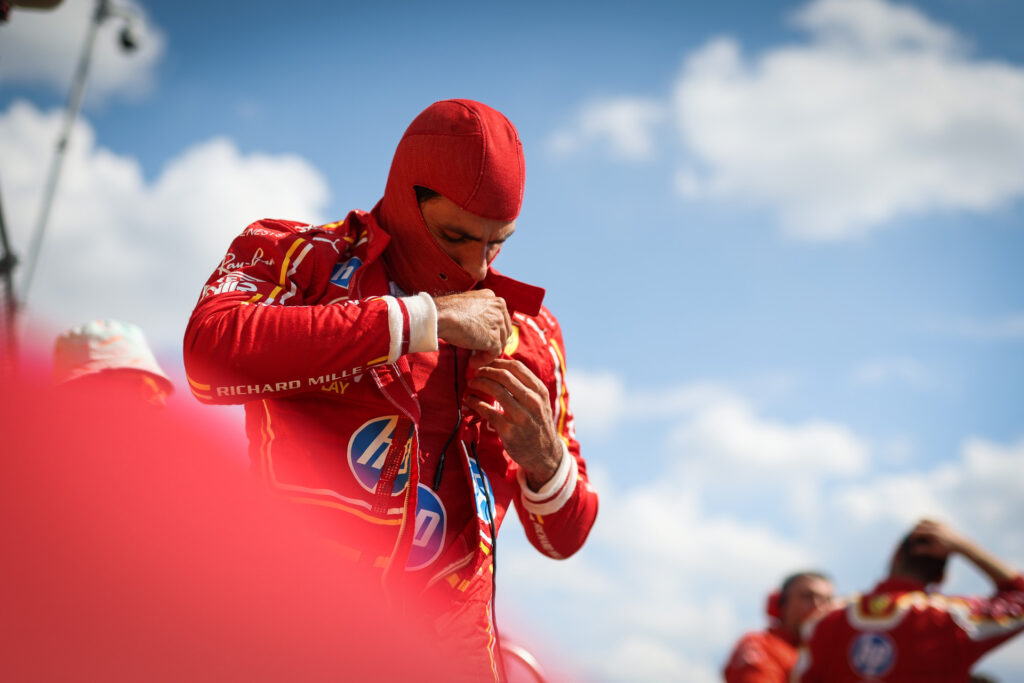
[419,194,516,283]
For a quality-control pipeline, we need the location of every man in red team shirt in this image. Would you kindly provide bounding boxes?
[793,519,1024,682]
[723,571,834,682]
[184,100,598,680]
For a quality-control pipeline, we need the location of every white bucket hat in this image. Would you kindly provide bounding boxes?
[53,319,173,394]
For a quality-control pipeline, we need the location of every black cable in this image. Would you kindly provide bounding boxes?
[432,346,462,492]
[433,346,504,677]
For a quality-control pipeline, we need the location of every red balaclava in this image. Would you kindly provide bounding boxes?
[376,99,525,296]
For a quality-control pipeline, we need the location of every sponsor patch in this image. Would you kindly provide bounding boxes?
[849,632,896,678]
[503,325,520,355]
[216,380,300,397]
[201,271,263,300]
[241,226,278,238]
[312,236,343,253]
[347,416,411,495]
[330,256,363,288]
[308,368,366,386]
[216,247,274,275]
[467,454,495,525]
[406,483,446,571]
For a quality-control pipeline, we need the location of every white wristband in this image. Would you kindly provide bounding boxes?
[402,292,438,353]
[518,441,578,516]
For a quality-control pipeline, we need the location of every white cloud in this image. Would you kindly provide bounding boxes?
[507,366,1024,681]
[793,0,962,54]
[673,0,1024,239]
[514,370,862,671]
[876,434,917,465]
[567,368,738,441]
[564,369,628,437]
[601,486,815,583]
[617,595,740,654]
[559,0,1024,240]
[957,438,1024,536]
[548,97,667,161]
[575,479,817,680]
[834,437,1024,561]
[500,548,613,596]
[835,470,946,524]
[1,100,330,353]
[0,0,165,101]
[670,398,868,478]
[600,636,719,683]
[568,368,869,523]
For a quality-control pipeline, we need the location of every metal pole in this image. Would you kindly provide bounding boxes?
[19,0,108,305]
[0,173,18,373]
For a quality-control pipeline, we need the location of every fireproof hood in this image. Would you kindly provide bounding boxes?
[376,99,526,298]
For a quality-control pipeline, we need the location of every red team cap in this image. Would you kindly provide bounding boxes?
[377,99,525,296]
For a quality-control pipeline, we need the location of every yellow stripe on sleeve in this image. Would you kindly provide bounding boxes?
[548,338,570,439]
[278,237,306,285]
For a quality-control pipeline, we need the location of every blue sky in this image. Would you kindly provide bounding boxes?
[2,0,1023,680]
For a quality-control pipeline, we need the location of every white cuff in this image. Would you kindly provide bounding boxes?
[518,441,578,516]
[384,293,439,364]
[403,292,438,353]
[384,295,402,364]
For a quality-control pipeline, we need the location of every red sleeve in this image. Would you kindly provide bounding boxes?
[723,633,787,683]
[511,313,598,560]
[791,613,833,683]
[953,574,1024,666]
[183,219,410,404]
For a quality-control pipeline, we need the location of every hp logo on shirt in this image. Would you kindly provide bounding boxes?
[330,256,363,288]
[406,484,446,571]
[347,415,411,495]
[849,632,896,677]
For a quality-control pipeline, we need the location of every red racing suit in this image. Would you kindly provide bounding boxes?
[724,626,799,683]
[792,575,1024,682]
[184,210,598,680]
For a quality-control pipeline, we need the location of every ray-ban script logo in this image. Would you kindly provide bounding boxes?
[217,248,274,275]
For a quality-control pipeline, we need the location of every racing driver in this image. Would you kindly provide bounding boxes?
[183,99,598,680]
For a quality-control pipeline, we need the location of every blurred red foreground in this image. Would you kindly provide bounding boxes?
[0,365,452,681]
